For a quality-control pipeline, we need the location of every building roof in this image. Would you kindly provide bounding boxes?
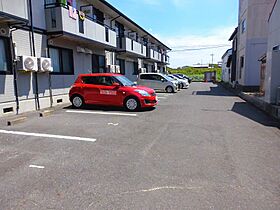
[229,27,238,41]
[221,48,232,59]
[99,0,171,51]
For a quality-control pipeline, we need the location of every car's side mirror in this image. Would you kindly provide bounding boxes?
[161,78,165,82]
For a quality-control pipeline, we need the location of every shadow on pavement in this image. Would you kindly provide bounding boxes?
[63,105,156,113]
[193,84,236,97]
[231,102,280,128]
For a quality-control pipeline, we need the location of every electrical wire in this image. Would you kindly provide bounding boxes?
[169,44,231,52]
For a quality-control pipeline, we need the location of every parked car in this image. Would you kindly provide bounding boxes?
[174,74,192,83]
[168,75,189,89]
[137,73,178,93]
[69,73,157,111]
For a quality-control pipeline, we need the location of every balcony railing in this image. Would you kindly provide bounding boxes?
[147,48,162,62]
[162,54,170,64]
[0,0,28,22]
[45,5,116,48]
[117,36,147,57]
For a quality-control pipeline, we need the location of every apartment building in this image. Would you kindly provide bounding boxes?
[236,0,274,91]
[228,27,238,87]
[0,0,170,116]
[221,49,232,83]
[264,0,280,104]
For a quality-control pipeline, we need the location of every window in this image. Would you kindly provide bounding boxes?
[82,76,100,85]
[151,75,162,81]
[241,19,246,33]
[0,37,11,74]
[49,47,74,74]
[140,74,153,80]
[140,74,162,81]
[82,76,116,86]
[116,59,125,75]
[240,56,244,79]
[133,62,138,75]
[240,56,244,68]
[92,54,106,73]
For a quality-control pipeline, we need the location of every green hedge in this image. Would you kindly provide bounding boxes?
[168,67,222,82]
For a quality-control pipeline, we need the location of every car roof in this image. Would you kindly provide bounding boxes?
[139,73,163,75]
[78,73,122,77]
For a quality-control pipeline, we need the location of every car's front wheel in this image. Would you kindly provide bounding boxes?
[124,97,140,111]
[71,95,84,109]
[166,86,174,93]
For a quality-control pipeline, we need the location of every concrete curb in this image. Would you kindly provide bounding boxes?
[39,109,55,117]
[7,117,27,126]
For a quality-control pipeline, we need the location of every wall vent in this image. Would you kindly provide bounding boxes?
[57,99,63,104]
[3,107,13,114]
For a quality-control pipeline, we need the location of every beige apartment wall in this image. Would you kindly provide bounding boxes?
[265,0,280,103]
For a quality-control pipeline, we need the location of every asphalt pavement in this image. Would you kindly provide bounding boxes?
[0,82,279,210]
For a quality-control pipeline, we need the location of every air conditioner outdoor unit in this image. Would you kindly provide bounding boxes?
[115,65,120,73]
[139,68,146,73]
[77,46,86,53]
[84,48,93,54]
[38,57,53,72]
[16,56,38,72]
[108,65,115,73]
[108,65,121,73]
[129,32,137,40]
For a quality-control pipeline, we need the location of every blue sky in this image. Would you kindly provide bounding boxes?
[106,0,238,67]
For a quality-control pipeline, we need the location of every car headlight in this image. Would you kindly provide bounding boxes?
[134,89,151,97]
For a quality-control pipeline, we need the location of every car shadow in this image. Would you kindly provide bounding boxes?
[63,105,156,113]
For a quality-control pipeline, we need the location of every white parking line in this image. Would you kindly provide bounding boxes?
[108,123,119,126]
[29,165,45,169]
[0,129,96,143]
[66,110,137,117]
[157,97,167,99]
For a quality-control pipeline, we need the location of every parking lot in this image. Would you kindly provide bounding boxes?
[1,82,280,209]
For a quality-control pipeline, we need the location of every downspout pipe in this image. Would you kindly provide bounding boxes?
[28,0,40,110]
[9,28,19,115]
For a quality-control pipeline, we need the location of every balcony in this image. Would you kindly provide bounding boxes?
[161,54,170,64]
[45,5,116,48]
[147,48,162,62]
[117,37,147,57]
[0,0,28,24]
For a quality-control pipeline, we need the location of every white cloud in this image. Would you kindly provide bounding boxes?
[157,26,234,68]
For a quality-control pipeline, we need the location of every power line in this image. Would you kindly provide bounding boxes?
[169,45,231,52]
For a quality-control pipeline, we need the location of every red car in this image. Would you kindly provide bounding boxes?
[69,73,157,111]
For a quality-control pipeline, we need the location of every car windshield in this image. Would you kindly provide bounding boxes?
[162,74,173,81]
[174,75,183,79]
[168,75,177,80]
[114,76,135,86]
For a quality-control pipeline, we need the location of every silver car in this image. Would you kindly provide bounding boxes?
[137,73,178,93]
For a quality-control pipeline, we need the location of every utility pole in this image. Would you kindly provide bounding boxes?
[210,54,214,68]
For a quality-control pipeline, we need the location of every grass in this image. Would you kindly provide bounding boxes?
[167,66,222,82]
